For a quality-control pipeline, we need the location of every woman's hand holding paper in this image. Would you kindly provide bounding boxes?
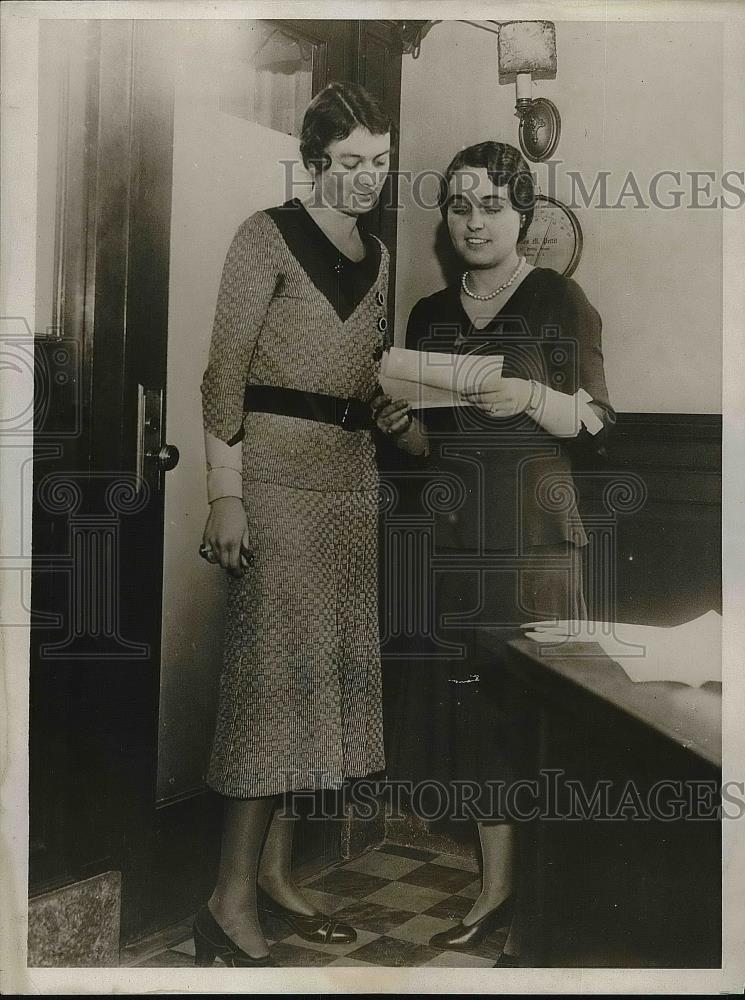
[371,391,413,437]
[371,389,429,457]
[379,346,504,409]
[463,377,532,417]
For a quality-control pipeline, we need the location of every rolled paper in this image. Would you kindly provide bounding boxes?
[379,350,603,431]
[380,347,504,408]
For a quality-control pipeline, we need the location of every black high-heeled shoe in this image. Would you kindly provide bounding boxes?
[256,886,356,945]
[429,894,515,951]
[193,905,277,967]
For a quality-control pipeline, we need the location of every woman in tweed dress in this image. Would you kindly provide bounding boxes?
[193,83,425,967]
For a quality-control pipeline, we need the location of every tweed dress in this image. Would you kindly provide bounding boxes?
[201,200,389,798]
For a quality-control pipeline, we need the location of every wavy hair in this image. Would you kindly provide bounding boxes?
[300,81,396,174]
[438,141,535,243]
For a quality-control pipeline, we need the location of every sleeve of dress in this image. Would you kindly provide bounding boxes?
[405,297,431,353]
[544,277,616,460]
[201,212,281,446]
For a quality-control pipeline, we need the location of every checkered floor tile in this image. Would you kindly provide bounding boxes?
[125,843,510,968]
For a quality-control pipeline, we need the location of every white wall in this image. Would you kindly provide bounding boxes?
[395,20,723,414]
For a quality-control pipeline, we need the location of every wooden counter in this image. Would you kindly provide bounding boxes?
[474,631,722,968]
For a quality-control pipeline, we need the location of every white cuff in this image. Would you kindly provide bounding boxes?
[207,467,243,503]
[204,428,242,501]
[205,428,242,467]
[576,389,604,436]
[531,385,604,437]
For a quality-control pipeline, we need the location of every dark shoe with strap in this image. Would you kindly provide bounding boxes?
[429,894,515,951]
[193,905,277,967]
[257,886,357,945]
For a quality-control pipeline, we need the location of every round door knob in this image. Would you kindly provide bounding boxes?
[151,444,180,471]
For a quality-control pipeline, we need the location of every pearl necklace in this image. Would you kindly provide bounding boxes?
[461,257,526,301]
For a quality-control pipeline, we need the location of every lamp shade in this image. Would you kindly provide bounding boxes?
[498,20,557,76]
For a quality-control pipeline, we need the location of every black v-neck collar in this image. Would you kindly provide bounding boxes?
[297,200,370,264]
[265,199,382,322]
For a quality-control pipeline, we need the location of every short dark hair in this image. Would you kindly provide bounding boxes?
[438,141,535,243]
[300,81,396,173]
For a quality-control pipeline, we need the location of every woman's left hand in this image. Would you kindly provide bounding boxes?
[463,378,532,417]
[371,391,414,437]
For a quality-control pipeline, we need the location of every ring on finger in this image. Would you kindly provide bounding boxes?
[200,544,219,565]
[390,411,413,437]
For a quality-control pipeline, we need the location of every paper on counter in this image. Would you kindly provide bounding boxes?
[522,610,722,687]
[379,346,504,409]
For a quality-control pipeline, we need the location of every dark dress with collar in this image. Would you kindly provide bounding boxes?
[383,267,615,813]
[201,199,389,798]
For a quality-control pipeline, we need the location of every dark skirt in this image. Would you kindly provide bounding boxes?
[383,542,587,819]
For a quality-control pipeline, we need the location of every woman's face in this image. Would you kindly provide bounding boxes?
[446,168,522,269]
[315,126,391,216]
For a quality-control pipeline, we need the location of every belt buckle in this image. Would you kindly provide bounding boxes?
[340,398,354,431]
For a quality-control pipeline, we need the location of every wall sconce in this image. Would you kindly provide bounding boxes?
[497,20,560,162]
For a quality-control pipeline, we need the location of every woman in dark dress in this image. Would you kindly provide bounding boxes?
[385,141,615,963]
[196,82,424,967]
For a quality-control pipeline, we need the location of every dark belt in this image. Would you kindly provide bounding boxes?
[243,384,374,432]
